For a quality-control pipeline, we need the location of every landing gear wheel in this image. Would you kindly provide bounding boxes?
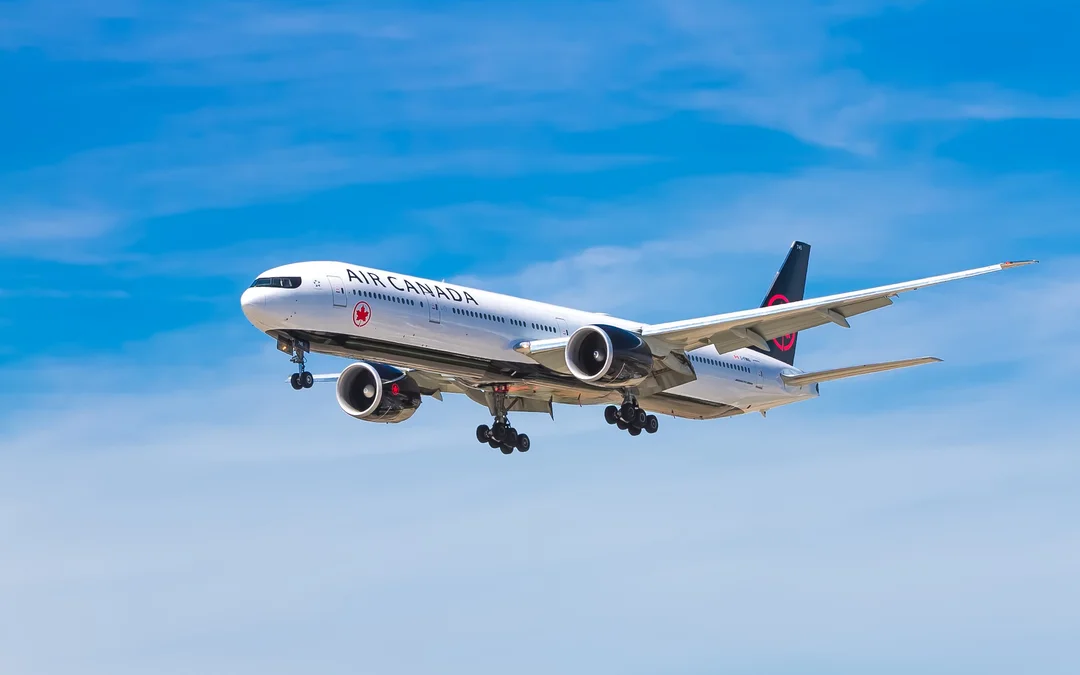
[476,424,491,444]
[629,426,642,436]
[516,434,531,452]
[504,428,519,450]
[635,408,648,427]
[620,402,637,422]
[500,444,514,455]
[604,405,619,425]
[645,415,659,434]
[616,420,628,431]
[491,423,507,443]
[290,373,303,390]
[301,371,314,388]
[488,439,501,449]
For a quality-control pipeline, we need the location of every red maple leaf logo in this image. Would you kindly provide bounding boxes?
[353,301,371,327]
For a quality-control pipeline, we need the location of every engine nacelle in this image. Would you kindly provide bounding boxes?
[335,362,422,423]
[565,324,654,387]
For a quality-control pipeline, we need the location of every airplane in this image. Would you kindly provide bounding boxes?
[240,242,1036,454]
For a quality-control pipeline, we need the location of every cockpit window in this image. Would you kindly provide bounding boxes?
[250,276,302,289]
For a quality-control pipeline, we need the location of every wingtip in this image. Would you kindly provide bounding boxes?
[1001,259,1038,269]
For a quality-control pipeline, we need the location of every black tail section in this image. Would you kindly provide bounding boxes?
[750,241,810,366]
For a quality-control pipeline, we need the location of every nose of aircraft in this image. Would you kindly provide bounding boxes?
[241,287,271,328]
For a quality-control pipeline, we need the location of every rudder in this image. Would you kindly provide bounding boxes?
[751,241,810,365]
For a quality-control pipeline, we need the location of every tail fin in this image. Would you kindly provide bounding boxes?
[751,241,811,366]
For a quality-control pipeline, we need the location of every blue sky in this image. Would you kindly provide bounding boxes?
[1,1,1078,673]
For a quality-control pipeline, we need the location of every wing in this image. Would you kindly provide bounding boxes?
[642,260,1037,354]
[519,260,1035,361]
[287,369,462,401]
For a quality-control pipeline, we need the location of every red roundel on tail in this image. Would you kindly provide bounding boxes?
[766,294,795,352]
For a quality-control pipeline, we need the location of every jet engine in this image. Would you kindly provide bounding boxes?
[565,324,654,387]
[335,362,422,423]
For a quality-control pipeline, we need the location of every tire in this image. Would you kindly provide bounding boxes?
[604,405,619,425]
[629,426,642,436]
[635,408,648,427]
[504,428,519,449]
[290,373,303,390]
[516,434,531,452]
[491,424,506,443]
[616,420,628,430]
[620,402,636,422]
[476,424,490,444]
[645,415,659,434]
[301,371,314,388]
[500,444,514,455]
[488,439,501,449]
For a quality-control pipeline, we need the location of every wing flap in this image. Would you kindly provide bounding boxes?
[782,357,942,387]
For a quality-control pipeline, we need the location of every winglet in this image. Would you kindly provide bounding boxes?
[1001,260,1038,269]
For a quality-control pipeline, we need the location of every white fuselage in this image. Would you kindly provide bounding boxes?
[241,261,819,418]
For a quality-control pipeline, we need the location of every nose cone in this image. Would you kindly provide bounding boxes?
[241,287,272,329]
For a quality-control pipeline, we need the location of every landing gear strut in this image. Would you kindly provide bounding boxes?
[476,385,531,454]
[285,339,314,390]
[605,392,658,436]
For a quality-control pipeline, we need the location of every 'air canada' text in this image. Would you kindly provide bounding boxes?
[347,268,480,306]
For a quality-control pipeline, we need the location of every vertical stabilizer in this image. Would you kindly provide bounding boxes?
[751,241,810,365]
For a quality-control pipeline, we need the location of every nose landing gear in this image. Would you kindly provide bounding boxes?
[605,394,658,436]
[283,339,314,390]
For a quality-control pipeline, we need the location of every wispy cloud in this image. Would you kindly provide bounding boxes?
[3,0,1077,267]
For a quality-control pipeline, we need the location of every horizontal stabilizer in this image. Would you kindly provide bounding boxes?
[781,356,942,387]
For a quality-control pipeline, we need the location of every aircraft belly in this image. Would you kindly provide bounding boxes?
[274,307,796,418]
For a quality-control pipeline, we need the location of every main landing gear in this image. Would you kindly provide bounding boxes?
[605,395,658,437]
[476,385,531,455]
[286,339,315,390]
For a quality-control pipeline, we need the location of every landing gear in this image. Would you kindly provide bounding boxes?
[285,340,314,390]
[477,422,530,454]
[476,385,531,454]
[605,395,659,436]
